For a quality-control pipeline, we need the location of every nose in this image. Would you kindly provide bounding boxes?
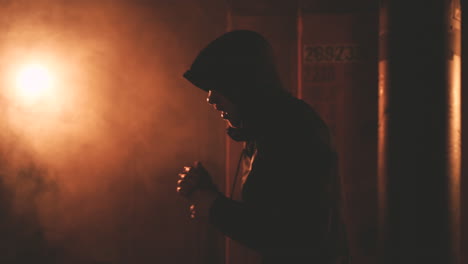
[206,90,216,105]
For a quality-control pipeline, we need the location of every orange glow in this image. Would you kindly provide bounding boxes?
[0,2,230,263]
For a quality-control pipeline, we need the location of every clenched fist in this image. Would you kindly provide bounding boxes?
[177,161,217,197]
[177,161,219,219]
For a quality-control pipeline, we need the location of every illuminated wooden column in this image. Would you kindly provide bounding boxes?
[378,1,461,263]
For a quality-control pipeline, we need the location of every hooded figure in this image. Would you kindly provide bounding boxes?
[178,30,349,264]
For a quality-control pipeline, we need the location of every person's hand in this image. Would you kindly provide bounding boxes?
[177,161,216,197]
[177,161,219,219]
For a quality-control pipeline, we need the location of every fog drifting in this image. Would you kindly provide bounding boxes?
[0,1,227,263]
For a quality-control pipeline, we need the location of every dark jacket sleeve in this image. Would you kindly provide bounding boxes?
[209,119,335,256]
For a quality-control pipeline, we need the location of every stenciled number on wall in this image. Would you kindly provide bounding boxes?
[303,64,335,83]
[304,45,364,63]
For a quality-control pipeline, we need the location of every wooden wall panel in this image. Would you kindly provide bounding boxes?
[300,12,378,264]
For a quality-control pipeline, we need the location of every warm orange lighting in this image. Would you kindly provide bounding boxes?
[15,63,54,103]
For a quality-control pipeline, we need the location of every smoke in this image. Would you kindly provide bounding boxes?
[0,0,228,263]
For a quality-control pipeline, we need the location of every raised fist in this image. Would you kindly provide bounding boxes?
[176,161,216,198]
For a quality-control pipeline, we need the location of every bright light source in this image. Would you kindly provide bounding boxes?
[15,63,54,103]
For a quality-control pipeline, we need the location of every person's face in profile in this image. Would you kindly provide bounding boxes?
[206,90,241,128]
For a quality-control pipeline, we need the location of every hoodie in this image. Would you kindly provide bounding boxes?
[183,30,349,264]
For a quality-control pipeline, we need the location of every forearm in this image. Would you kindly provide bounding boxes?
[209,195,271,250]
[208,191,328,254]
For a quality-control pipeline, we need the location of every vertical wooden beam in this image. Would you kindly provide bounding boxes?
[225,5,232,264]
[297,6,303,99]
[378,0,461,263]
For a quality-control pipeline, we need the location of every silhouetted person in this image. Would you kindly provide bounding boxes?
[177,30,349,264]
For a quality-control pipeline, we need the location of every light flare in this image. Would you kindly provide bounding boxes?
[14,63,54,104]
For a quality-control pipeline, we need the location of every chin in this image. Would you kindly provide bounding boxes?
[226,120,240,128]
[226,120,235,128]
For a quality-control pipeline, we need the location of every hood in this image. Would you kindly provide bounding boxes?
[183,30,285,106]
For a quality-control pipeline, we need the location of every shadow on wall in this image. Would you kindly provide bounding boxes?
[0,0,227,263]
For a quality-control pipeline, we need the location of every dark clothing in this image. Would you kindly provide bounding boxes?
[183,30,284,107]
[184,30,349,264]
[209,95,348,264]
